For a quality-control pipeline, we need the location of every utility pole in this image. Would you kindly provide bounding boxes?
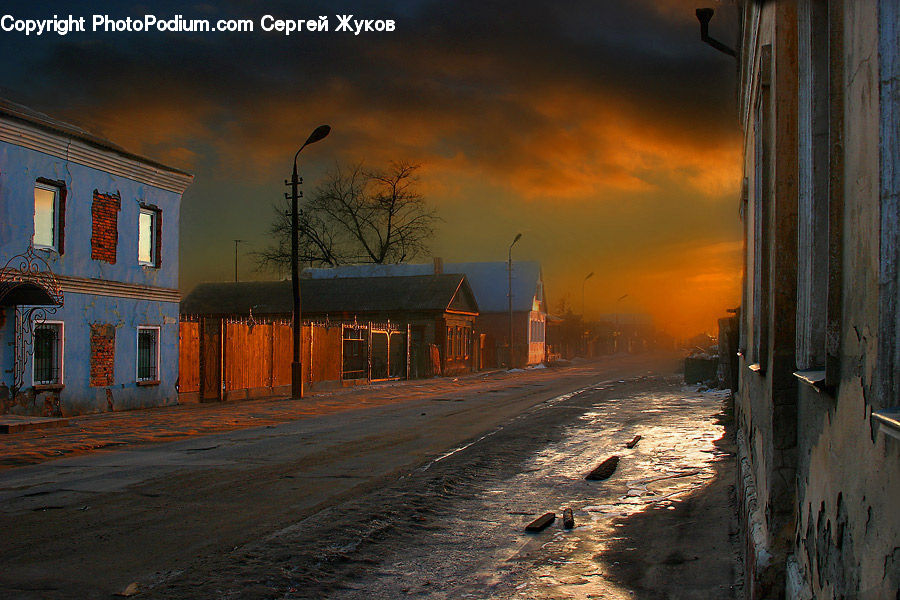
[287,125,331,399]
[615,293,629,353]
[233,239,246,282]
[582,272,594,356]
[508,233,522,369]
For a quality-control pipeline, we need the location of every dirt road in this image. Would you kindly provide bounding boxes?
[0,354,740,599]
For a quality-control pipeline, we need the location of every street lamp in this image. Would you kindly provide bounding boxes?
[582,272,594,356]
[615,293,629,353]
[508,232,522,369]
[288,124,331,399]
[233,239,247,282]
[581,272,594,319]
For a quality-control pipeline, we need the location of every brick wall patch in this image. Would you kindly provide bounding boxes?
[90,323,115,387]
[91,191,121,264]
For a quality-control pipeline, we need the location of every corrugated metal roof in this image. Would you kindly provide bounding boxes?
[304,261,543,313]
[0,96,192,177]
[181,274,478,316]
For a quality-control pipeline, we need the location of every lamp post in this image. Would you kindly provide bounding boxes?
[582,272,594,356]
[233,239,246,282]
[507,232,522,369]
[615,293,628,353]
[288,124,331,399]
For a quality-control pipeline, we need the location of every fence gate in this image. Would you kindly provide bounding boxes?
[369,324,408,382]
[342,325,368,381]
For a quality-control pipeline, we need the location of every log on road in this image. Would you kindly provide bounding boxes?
[525,512,556,532]
[585,455,620,480]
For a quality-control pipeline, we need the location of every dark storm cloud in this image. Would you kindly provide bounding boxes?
[0,0,743,335]
[2,0,737,153]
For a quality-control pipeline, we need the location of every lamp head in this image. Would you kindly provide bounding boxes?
[304,125,331,147]
[513,233,522,244]
[586,272,594,280]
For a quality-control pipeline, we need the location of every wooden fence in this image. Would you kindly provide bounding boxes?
[178,317,406,402]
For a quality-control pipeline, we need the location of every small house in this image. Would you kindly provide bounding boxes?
[181,274,480,379]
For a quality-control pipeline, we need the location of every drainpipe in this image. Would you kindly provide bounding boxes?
[696,8,736,57]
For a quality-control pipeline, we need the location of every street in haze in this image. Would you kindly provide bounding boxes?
[0,354,740,599]
[2,3,899,598]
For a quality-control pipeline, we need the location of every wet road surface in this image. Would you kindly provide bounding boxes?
[0,355,740,599]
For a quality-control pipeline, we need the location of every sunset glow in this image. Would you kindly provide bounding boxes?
[0,0,743,337]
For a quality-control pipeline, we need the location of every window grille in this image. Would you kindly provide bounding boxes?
[33,324,60,384]
[137,328,159,381]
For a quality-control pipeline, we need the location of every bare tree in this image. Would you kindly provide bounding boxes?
[256,161,440,273]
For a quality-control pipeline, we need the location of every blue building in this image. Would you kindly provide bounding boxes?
[0,98,192,416]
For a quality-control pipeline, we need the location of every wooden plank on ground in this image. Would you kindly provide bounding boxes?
[525,512,556,532]
[626,435,642,449]
[585,455,620,481]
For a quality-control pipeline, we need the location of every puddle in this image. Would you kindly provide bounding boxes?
[326,384,730,600]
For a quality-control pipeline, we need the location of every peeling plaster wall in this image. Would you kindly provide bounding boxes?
[735,2,799,597]
[789,1,900,598]
[737,1,900,598]
[0,133,184,416]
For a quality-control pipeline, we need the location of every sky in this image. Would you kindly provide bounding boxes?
[0,0,743,337]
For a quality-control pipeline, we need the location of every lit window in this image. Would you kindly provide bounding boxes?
[138,208,158,266]
[33,322,63,385]
[34,184,59,249]
[137,327,160,382]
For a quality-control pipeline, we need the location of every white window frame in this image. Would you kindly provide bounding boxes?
[31,320,64,386]
[33,182,60,251]
[136,326,161,382]
[138,208,158,267]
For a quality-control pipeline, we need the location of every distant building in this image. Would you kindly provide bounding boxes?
[730,2,899,598]
[0,98,192,416]
[305,259,548,368]
[181,274,480,377]
[595,313,655,354]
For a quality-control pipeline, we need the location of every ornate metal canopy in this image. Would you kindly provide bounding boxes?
[0,246,64,400]
[0,246,63,307]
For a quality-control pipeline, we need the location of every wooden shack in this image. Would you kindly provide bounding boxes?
[180,274,480,387]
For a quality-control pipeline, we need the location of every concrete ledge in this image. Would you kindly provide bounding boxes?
[0,415,70,434]
[872,408,900,441]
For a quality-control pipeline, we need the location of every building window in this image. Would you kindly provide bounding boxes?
[877,0,900,404]
[795,0,831,373]
[138,207,160,267]
[33,322,63,385]
[530,319,545,344]
[34,182,63,251]
[750,46,772,370]
[137,326,160,382]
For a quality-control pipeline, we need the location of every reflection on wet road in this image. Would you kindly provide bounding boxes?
[306,376,739,600]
